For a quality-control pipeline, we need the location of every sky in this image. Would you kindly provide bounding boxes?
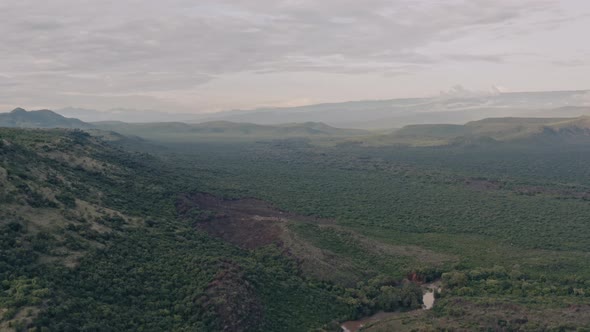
[1,0,589,113]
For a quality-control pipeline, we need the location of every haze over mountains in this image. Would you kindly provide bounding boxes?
[94,120,367,140]
[5,105,590,148]
[55,107,200,123]
[361,116,590,147]
[0,108,367,141]
[53,89,590,129]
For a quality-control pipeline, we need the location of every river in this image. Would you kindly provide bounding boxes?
[422,282,439,310]
[340,282,440,332]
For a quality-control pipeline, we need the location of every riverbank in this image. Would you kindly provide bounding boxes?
[341,281,440,332]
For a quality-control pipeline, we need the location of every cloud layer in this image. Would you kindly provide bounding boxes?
[1,0,588,112]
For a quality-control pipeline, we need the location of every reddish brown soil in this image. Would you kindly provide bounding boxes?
[200,216,284,250]
[407,272,424,283]
[176,192,331,250]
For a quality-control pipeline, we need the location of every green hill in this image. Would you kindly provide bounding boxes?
[0,108,93,129]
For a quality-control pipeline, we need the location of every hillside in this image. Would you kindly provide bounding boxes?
[0,128,145,328]
[0,128,426,331]
[0,108,93,129]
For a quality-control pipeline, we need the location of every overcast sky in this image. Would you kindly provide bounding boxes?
[1,0,589,113]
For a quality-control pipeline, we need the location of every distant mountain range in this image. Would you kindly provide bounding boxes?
[198,90,590,129]
[0,108,366,141]
[52,89,590,129]
[357,116,590,147]
[0,108,93,129]
[55,107,200,123]
[92,120,367,141]
[5,106,590,147]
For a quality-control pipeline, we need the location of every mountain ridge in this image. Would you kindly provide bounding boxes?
[0,108,93,129]
[91,119,368,141]
[51,89,590,129]
[355,115,590,146]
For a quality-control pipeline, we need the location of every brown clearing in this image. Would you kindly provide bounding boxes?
[176,192,332,250]
[176,192,455,286]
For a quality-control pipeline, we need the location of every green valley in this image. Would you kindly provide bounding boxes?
[1,109,590,331]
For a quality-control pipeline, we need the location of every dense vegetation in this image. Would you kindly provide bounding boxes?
[2,117,590,330]
[0,128,425,331]
[142,137,590,330]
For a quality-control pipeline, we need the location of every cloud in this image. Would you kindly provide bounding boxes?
[551,59,589,67]
[443,54,508,63]
[0,0,586,111]
[438,84,508,99]
[572,91,590,105]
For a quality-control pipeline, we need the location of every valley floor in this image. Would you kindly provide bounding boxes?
[2,128,590,331]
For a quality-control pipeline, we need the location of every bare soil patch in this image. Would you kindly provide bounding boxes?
[177,192,456,286]
[176,192,332,250]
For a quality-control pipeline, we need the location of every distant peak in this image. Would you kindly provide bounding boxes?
[11,107,27,113]
[36,109,58,114]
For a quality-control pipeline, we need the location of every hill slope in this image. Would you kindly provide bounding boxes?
[0,127,417,331]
